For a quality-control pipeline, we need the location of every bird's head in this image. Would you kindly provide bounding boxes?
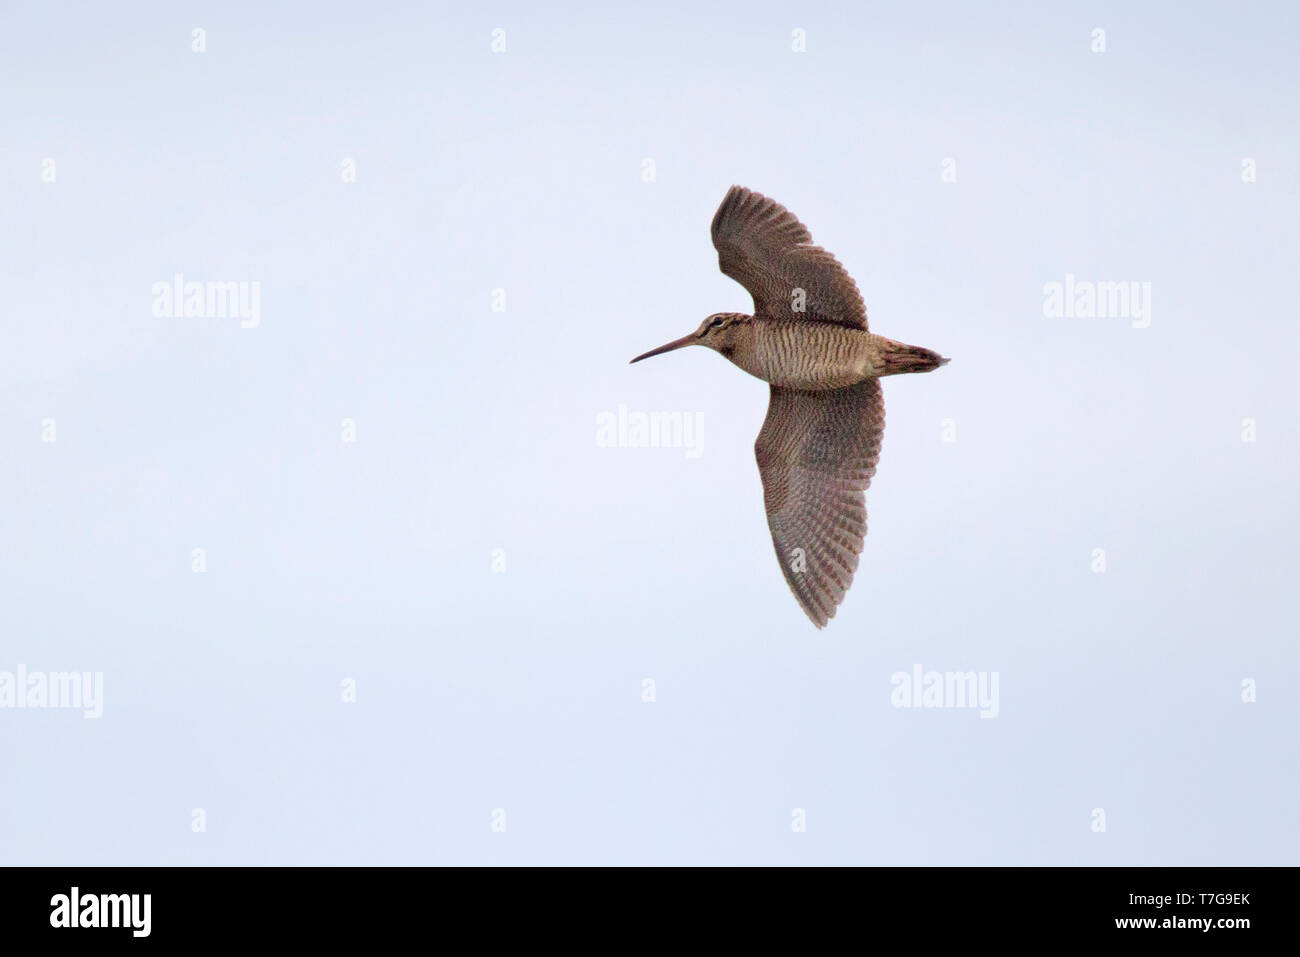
[630,313,748,364]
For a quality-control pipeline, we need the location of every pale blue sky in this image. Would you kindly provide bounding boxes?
[1,1,1297,864]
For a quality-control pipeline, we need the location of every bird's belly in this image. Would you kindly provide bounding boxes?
[751,324,876,390]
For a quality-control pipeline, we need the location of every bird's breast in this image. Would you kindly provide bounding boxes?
[742,322,878,390]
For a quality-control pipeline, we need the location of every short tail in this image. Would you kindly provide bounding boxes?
[879,339,948,375]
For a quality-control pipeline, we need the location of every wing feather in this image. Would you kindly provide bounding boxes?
[711,185,869,330]
[754,379,885,627]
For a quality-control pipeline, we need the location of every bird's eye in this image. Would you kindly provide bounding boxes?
[710,317,726,328]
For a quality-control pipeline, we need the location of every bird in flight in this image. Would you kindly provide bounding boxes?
[631,186,948,628]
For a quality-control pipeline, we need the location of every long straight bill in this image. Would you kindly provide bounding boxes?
[629,334,697,364]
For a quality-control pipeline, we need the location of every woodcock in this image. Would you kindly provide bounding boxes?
[631,186,948,628]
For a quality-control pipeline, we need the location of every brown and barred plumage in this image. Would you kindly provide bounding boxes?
[632,186,948,628]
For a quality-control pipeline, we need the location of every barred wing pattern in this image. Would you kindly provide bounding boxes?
[711,185,869,330]
[754,378,885,627]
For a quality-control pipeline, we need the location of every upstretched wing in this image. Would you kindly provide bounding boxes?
[754,379,885,627]
[711,185,869,330]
